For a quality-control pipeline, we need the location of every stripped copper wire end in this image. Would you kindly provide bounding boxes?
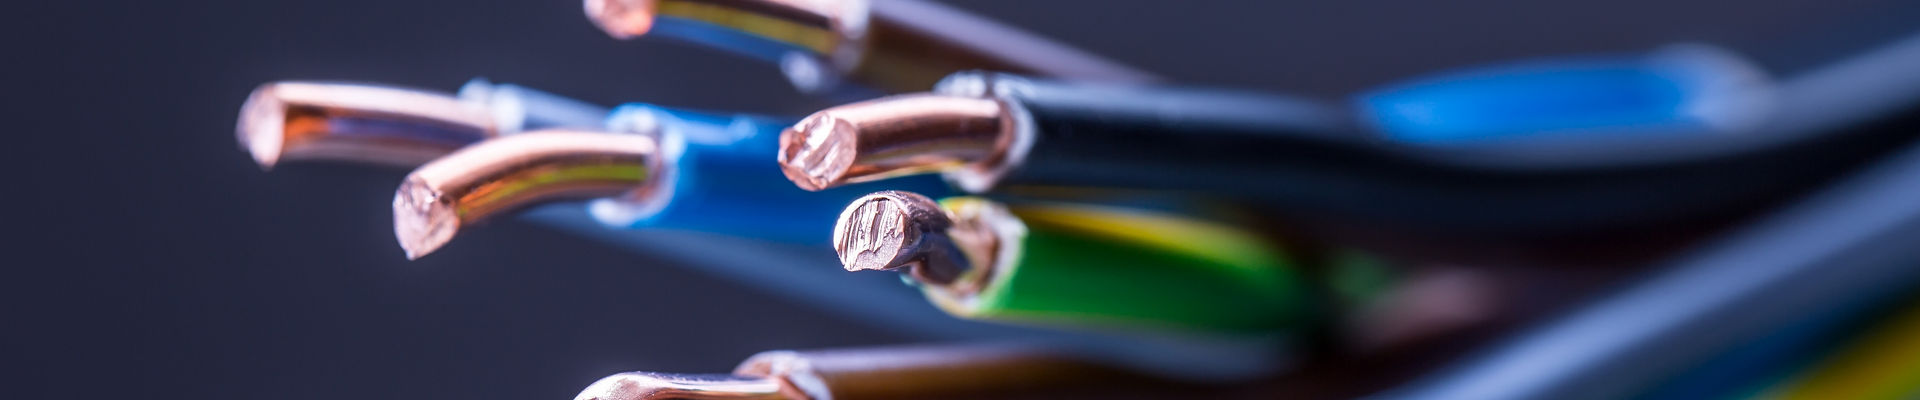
[393,130,661,259]
[236,81,496,169]
[832,190,1009,286]
[834,191,950,271]
[778,94,1011,191]
[582,0,658,39]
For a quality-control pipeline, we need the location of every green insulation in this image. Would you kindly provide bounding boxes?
[931,199,1306,334]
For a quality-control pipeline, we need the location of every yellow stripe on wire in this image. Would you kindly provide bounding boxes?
[982,199,1291,273]
[655,0,840,55]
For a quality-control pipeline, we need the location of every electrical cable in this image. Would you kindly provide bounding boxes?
[234,4,1920,397]
[520,204,1294,382]
[572,343,1192,400]
[815,191,1623,392]
[237,81,496,168]
[581,0,1155,96]
[832,190,1307,335]
[1375,68,1920,400]
[392,130,661,259]
[235,79,608,168]
[777,32,1920,233]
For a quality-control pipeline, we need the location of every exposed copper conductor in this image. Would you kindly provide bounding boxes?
[393,130,660,259]
[237,81,496,169]
[833,190,967,283]
[577,345,1165,400]
[831,190,1015,289]
[573,372,783,400]
[582,0,659,39]
[778,94,1010,191]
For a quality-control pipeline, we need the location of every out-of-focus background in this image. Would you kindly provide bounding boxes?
[4,0,1909,398]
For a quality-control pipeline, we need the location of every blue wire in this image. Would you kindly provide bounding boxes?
[590,104,956,246]
[1358,46,1760,145]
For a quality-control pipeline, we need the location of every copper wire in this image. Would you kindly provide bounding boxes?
[582,0,660,39]
[236,81,496,169]
[832,191,1010,291]
[832,190,971,285]
[579,345,1166,400]
[393,130,661,259]
[574,372,785,400]
[778,94,1011,191]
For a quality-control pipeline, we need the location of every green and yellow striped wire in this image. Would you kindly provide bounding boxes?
[923,197,1308,335]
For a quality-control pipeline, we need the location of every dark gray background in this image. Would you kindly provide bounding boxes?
[5,0,1907,398]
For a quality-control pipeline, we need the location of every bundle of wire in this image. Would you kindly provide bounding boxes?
[235,76,1581,391]
[233,1,1920,398]
[240,76,1498,358]
[237,77,1317,382]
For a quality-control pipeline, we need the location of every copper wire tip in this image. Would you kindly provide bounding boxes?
[778,113,858,191]
[833,191,949,272]
[393,130,660,259]
[778,94,1011,191]
[235,81,495,169]
[237,84,291,168]
[583,0,656,39]
[574,372,784,400]
[832,190,981,285]
[393,176,458,260]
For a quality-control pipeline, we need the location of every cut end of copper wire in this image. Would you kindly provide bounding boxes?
[393,176,459,260]
[237,84,291,168]
[584,0,657,39]
[778,94,1012,191]
[833,191,955,273]
[392,130,660,260]
[574,372,785,400]
[779,112,860,191]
